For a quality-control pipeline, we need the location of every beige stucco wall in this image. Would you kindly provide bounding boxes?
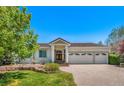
[24,46,109,64]
[69,47,109,53]
[54,45,65,50]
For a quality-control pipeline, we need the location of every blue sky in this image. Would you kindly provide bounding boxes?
[27,6,124,43]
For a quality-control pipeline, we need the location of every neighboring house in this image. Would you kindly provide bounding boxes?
[25,38,109,64]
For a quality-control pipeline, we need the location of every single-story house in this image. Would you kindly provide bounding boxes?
[25,38,109,64]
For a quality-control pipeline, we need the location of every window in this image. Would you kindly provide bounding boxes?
[81,53,86,55]
[88,53,92,55]
[39,50,47,58]
[75,53,80,55]
[96,54,99,55]
[56,50,62,54]
[69,53,73,55]
[102,53,106,55]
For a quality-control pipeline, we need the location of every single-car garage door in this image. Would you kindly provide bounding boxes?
[68,53,108,64]
[95,53,108,64]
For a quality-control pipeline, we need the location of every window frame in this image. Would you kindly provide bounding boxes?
[69,53,73,55]
[95,53,99,56]
[75,53,80,55]
[102,53,107,55]
[81,53,86,55]
[39,49,47,58]
[88,53,92,55]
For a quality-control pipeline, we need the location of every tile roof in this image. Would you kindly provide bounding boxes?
[70,43,105,47]
[38,43,106,47]
[38,43,49,47]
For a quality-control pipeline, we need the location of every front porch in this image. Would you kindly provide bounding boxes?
[54,46,65,63]
[49,38,70,64]
[51,45,69,64]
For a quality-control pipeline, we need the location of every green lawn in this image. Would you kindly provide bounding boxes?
[0,70,76,86]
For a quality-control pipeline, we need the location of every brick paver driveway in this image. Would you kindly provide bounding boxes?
[60,64,124,86]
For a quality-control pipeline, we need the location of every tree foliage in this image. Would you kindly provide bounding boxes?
[106,26,124,53]
[118,40,124,63]
[118,40,124,54]
[0,6,39,65]
[106,26,124,46]
[0,47,4,59]
[98,41,103,45]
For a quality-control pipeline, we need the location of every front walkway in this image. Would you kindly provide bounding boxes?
[60,64,124,86]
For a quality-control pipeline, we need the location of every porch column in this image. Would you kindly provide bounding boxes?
[51,45,54,62]
[65,45,69,63]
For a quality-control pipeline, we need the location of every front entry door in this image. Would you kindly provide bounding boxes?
[55,50,64,63]
[56,54,62,60]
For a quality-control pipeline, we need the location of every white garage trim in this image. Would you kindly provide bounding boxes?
[68,52,108,64]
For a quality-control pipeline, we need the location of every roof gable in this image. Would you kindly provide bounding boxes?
[49,38,70,45]
[38,38,107,47]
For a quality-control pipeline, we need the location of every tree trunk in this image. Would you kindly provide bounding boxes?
[32,53,35,64]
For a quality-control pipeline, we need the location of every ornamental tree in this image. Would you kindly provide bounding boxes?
[106,26,124,52]
[0,7,39,65]
[117,40,124,63]
[118,40,124,54]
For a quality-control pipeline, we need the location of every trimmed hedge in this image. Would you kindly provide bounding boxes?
[44,63,59,73]
[109,54,120,65]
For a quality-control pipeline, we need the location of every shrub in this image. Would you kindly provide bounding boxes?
[109,53,120,65]
[0,47,4,58]
[43,63,59,73]
[120,54,124,63]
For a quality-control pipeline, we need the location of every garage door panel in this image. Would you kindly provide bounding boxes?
[95,54,108,64]
[69,54,93,64]
[68,53,108,64]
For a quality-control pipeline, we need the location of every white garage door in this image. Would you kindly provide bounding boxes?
[68,53,108,64]
[69,53,94,64]
[95,53,108,64]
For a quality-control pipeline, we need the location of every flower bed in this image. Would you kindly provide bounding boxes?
[0,64,45,72]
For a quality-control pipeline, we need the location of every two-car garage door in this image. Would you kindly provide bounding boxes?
[68,53,108,64]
